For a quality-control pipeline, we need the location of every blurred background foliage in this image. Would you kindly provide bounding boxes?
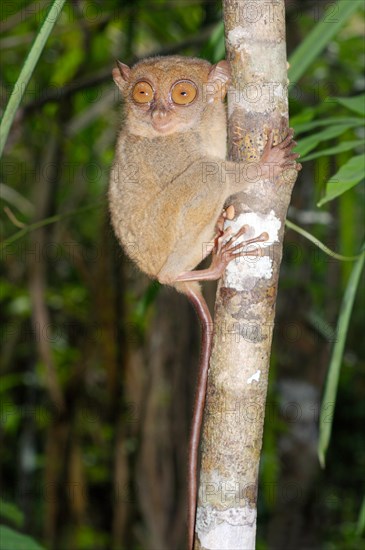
[0,1,364,549]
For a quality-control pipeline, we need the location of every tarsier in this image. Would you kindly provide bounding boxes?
[109,55,301,549]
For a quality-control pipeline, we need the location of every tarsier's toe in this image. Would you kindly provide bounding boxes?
[225,204,235,220]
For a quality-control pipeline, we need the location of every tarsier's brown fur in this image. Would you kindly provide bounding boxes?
[109,55,300,549]
[110,57,230,286]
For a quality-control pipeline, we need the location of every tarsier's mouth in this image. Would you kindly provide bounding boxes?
[151,117,175,133]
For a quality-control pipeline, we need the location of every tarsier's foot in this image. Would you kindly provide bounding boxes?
[260,128,302,179]
[174,225,269,284]
[210,224,269,278]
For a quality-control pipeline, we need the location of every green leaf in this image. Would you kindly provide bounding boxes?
[295,124,364,156]
[200,22,225,62]
[0,0,67,157]
[132,281,161,335]
[318,245,365,467]
[303,139,365,161]
[357,496,365,536]
[0,374,24,394]
[317,155,365,206]
[0,525,45,550]
[51,32,84,86]
[288,0,363,85]
[294,117,363,135]
[335,95,365,116]
[0,500,24,529]
[290,108,315,128]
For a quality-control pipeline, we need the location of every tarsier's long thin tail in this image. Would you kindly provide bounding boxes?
[185,284,213,550]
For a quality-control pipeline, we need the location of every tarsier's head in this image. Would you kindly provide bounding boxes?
[112,55,231,136]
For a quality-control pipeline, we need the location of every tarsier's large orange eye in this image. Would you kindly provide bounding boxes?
[132,81,154,104]
[171,80,197,105]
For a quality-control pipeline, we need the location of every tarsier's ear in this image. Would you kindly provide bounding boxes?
[112,60,131,92]
[207,60,231,102]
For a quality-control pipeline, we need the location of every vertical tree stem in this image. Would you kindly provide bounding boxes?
[195,1,297,548]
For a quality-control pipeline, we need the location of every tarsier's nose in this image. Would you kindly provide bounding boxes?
[151,104,169,119]
[150,101,173,133]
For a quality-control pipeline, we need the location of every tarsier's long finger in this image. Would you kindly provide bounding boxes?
[282,151,301,162]
[227,231,268,256]
[216,220,224,233]
[282,161,302,170]
[224,243,248,261]
[242,231,269,246]
[227,241,264,258]
[278,129,295,149]
[282,141,297,155]
[216,226,233,251]
[229,224,249,243]
[282,152,301,163]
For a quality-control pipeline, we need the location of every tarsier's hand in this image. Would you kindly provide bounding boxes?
[260,128,302,180]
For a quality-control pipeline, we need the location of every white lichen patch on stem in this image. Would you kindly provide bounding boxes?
[224,211,281,291]
[247,369,261,384]
[227,26,248,51]
[196,504,256,550]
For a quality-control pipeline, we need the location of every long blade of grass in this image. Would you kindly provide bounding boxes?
[318,244,365,467]
[0,0,66,157]
[288,0,362,85]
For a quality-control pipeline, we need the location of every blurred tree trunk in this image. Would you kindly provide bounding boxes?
[195,1,298,548]
[136,286,198,550]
